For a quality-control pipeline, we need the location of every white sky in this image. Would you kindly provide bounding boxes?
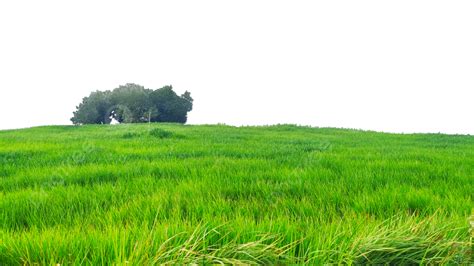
[0,1,473,134]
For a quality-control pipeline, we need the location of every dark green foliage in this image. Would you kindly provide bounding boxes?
[109,83,154,123]
[149,128,173,139]
[122,132,141,139]
[71,83,193,125]
[71,90,112,125]
[150,86,193,123]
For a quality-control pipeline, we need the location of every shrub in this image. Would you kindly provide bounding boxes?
[149,128,173,139]
[122,132,141,139]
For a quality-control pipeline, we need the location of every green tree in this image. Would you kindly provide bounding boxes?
[71,90,112,125]
[71,83,193,125]
[109,83,154,123]
[150,85,193,123]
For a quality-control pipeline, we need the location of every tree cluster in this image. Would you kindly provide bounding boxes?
[71,83,193,125]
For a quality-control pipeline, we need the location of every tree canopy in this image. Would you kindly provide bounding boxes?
[71,83,193,125]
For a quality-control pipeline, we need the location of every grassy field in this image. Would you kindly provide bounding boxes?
[0,124,472,264]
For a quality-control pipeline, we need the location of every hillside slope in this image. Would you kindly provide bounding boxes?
[0,124,473,264]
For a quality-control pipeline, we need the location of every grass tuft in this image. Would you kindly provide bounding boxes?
[149,128,174,139]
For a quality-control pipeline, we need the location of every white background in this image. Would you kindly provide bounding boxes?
[0,1,473,134]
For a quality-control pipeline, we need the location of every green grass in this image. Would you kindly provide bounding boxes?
[0,123,472,264]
